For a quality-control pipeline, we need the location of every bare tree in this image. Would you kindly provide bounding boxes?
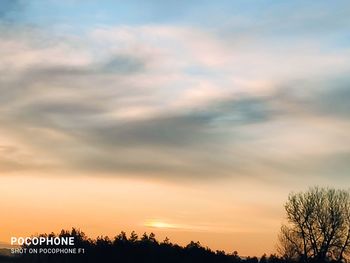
[278,187,350,262]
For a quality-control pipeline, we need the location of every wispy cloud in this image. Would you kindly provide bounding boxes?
[0,10,349,183]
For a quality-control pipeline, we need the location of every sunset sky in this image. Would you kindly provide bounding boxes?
[1,0,350,256]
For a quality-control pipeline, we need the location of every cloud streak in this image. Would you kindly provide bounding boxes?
[0,18,349,183]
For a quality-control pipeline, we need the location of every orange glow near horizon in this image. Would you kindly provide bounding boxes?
[0,174,284,256]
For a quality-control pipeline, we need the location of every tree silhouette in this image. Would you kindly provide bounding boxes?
[278,187,350,262]
[5,228,249,263]
[260,253,268,263]
[4,187,349,263]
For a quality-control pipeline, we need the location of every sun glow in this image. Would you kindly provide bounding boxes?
[144,221,176,229]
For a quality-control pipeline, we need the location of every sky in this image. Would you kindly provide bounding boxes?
[0,0,350,256]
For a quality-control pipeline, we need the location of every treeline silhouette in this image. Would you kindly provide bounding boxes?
[2,228,285,263]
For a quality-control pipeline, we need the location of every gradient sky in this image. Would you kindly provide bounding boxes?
[0,0,350,256]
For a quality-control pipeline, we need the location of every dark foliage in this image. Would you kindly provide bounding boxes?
[278,187,350,263]
[0,228,288,263]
